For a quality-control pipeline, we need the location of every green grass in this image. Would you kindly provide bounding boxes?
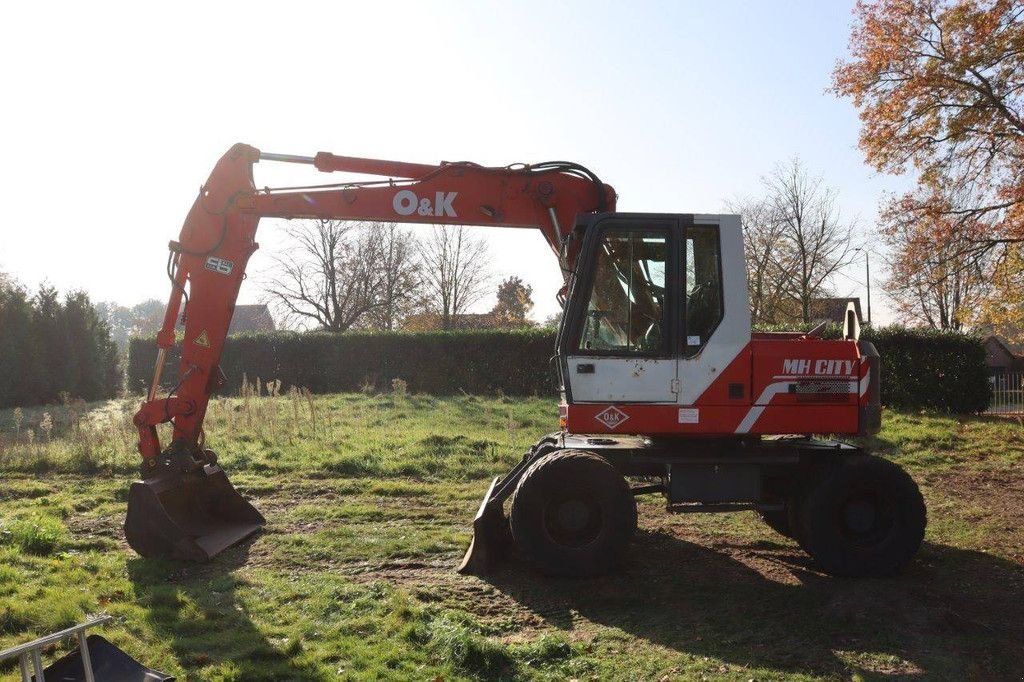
[0,396,1022,680]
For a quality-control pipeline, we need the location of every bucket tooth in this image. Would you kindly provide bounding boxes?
[125,464,265,561]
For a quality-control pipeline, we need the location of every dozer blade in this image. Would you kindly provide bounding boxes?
[124,464,265,562]
[457,476,511,575]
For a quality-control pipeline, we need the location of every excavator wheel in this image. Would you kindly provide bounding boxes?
[509,450,636,577]
[798,455,926,577]
[757,507,794,539]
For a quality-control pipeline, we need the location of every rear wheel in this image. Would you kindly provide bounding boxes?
[799,455,926,577]
[510,450,636,576]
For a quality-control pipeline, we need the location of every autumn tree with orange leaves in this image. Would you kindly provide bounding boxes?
[978,243,1024,334]
[880,207,989,329]
[834,0,1024,334]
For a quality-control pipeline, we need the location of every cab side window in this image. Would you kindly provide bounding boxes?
[683,226,723,356]
[577,229,668,354]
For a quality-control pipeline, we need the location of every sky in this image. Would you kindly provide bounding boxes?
[0,0,912,325]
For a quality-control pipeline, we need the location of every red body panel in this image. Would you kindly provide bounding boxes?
[563,337,869,436]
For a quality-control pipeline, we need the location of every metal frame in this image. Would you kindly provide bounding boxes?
[0,616,111,682]
[478,431,861,513]
[987,371,1024,415]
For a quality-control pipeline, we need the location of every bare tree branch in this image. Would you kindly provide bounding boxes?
[263,220,422,332]
[418,225,492,329]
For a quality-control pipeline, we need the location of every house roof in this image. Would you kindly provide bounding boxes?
[809,297,862,324]
[976,325,1024,355]
[228,304,276,333]
[984,335,1024,358]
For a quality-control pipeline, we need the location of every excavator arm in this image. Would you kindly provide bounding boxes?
[126,143,614,561]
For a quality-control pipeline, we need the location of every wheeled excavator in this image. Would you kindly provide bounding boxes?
[126,144,926,578]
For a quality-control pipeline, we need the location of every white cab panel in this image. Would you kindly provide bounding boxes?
[565,356,677,403]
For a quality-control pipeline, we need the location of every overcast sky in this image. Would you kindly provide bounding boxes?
[0,0,911,325]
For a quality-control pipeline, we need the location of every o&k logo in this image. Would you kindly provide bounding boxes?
[392,190,458,218]
[594,406,630,430]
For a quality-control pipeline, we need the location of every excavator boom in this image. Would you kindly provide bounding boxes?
[125,143,614,561]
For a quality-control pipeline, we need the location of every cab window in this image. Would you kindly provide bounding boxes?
[683,225,723,356]
[577,228,668,354]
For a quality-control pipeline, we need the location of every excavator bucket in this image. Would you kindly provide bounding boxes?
[457,476,512,575]
[124,464,264,562]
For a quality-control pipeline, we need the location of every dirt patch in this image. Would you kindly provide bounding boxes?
[922,467,1024,564]
[66,511,131,552]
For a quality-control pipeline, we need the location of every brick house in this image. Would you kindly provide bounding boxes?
[983,335,1024,375]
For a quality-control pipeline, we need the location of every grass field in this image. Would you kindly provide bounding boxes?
[1,392,1023,680]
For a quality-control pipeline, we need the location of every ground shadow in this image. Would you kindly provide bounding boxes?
[126,536,322,681]
[483,530,1024,679]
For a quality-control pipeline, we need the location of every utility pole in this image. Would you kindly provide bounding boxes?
[854,247,872,326]
[864,250,871,326]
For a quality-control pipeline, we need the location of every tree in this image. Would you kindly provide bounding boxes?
[541,311,563,329]
[0,279,120,407]
[833,0,1024,249]
[0,278,41,408]
[357,223,421,331]
[418,225,492,330]
[726,195,800,324]
[95,298,166,351]
[881,208,989,329]
[33,284,71,402]
[974,242,1024,338]
[761,158,857,323]
[62,291,120,401]
[490,276,535,328]
[264,220,420,332]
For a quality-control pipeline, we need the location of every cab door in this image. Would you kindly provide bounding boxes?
[676,214,751,405]
[562,216,678,403]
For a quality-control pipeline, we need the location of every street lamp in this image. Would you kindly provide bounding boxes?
[854,248,871,326]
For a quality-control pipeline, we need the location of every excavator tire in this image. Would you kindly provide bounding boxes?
[757,508,794,539]
[509,449,636,577]
[798,455,926,577]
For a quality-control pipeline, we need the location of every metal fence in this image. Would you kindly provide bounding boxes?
[0,616,110,682]
[988,372,1024,415]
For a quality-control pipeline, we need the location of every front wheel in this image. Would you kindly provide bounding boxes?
[758,507,794,539]
[799,455,926,577]
[509,450,636,576]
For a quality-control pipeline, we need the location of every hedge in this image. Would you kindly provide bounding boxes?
[128,329,559,398]
[128,325,991,412]
[858,326,990,413]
